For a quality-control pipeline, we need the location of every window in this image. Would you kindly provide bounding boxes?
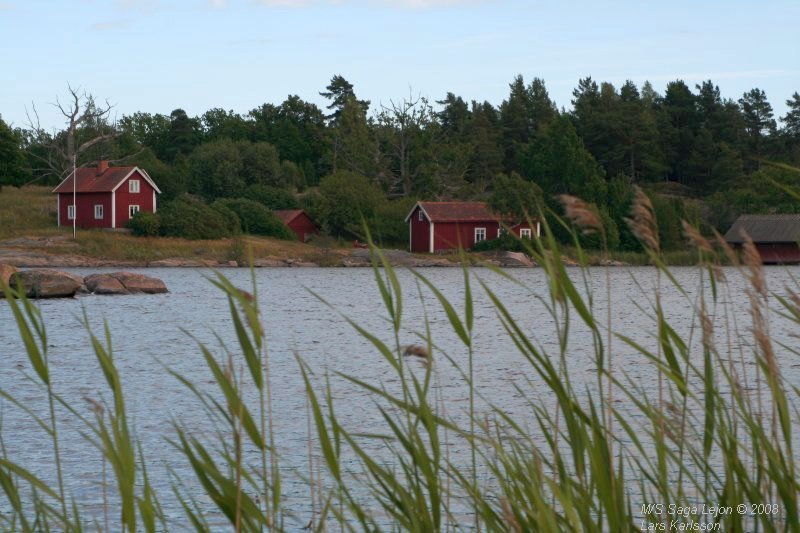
[475,227,486,243]
[129,179,140,193]
[67,205,75,220]
[418,210,423,221]
[94,205,103,219]
[128,205,140,219]
[520,228,532,238]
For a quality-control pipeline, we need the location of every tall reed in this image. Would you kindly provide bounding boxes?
[1,199,798,531]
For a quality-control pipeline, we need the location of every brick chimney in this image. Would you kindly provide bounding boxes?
[96,160,109,175]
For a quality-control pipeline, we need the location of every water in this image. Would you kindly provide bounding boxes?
[1,266,799,529]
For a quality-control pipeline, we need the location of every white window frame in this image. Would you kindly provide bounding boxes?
[520,228,532,238]
[67,205,76,220]
[418,210,423,221]
[475,227,486,243]
[128,205,140,219]
[94,204,103,219]
[129,179,140,193]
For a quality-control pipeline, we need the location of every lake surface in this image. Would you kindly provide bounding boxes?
[1,266,799,530]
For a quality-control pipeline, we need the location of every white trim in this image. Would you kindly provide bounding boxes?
[94,204,104,219]
[536,221,541,237]
[112,190,116,228]
[404,201,432,223]
[53,166,162,195]
[128,204,140,219]
[153,191,157,213]
[429,222,434,253]
[474,227,487,243]
[520,228,532,238]
[67,204,76,220]
[110,168,162,194]
[129,179,140,193]
[408,219,412,251]
[57,195,60,226]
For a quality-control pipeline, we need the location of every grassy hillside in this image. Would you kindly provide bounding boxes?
[0,186,61,239]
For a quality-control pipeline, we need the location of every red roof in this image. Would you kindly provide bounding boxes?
[408,202,501,223]
[52,165,160,194]
[274,209,306,224]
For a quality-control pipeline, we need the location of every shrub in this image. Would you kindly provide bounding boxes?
[214,198,295,240]
[158,195,237,239]
[126,211,161,237]
[243,184,299,210]
[472,232,528,252]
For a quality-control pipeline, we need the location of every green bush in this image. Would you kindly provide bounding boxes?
[243,184,299,210]
[472,232,529,252]
[158,195,237,239]
[126,211,161,237]
[214,198,295,240]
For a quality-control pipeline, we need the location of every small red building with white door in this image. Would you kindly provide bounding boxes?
[52,161,161,229]
[405,201,539,253]
[274,209,317,242]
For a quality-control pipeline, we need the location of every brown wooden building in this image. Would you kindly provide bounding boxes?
[724,214,800,264]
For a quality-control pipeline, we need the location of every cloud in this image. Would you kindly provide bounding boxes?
[210,0,227,7]
[0,2,15,9]
[255,0,313,6]
[89,20,129,31]
[374,0,482,7]
[253,0,481,7]
[643,69,800,82]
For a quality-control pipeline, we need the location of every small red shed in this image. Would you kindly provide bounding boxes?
[724,214,800,264]
[274,209,317,242]
[405,201,540,253]
[52,161,160,229]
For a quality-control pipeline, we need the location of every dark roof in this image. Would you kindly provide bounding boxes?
[274,209,307,225]
[52,166,160,194]
[724,214,800,244]
[407,202,501,223]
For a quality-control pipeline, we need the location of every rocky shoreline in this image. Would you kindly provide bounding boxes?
[0,247,549,269]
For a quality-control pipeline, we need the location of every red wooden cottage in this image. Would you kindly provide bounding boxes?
[274,209,317,242]
[53,161,161,229]
[405,201,539,253]
[724,214,800,264]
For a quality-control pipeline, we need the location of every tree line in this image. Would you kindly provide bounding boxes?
[1,75,799,249]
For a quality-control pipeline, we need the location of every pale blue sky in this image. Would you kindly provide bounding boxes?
[1,0,798,131]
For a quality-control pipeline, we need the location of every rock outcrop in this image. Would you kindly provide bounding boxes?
[107,272,168,294]
[9,269,83,298]
[84,273,130,295]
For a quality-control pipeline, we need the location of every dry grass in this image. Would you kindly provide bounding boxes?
[0,186,61,240]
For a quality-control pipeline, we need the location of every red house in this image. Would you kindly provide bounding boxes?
[274,209,317,242]
[724,214,800,264]
[53,161,161,229]
[405,201,539,253]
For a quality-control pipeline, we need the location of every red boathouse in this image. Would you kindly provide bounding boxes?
[52,161,161,229]
[724,214,800,264]
[405,201,539,253]
[274,209,317,242]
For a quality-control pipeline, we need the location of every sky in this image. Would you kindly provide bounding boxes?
[1,0,798,131]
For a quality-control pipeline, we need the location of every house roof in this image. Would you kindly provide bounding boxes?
[52,166,161,194]
[405,201,501,223]
[274,209,309,225]
[724,214,800,244]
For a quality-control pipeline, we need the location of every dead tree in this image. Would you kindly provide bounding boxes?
[25,86,121,183]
